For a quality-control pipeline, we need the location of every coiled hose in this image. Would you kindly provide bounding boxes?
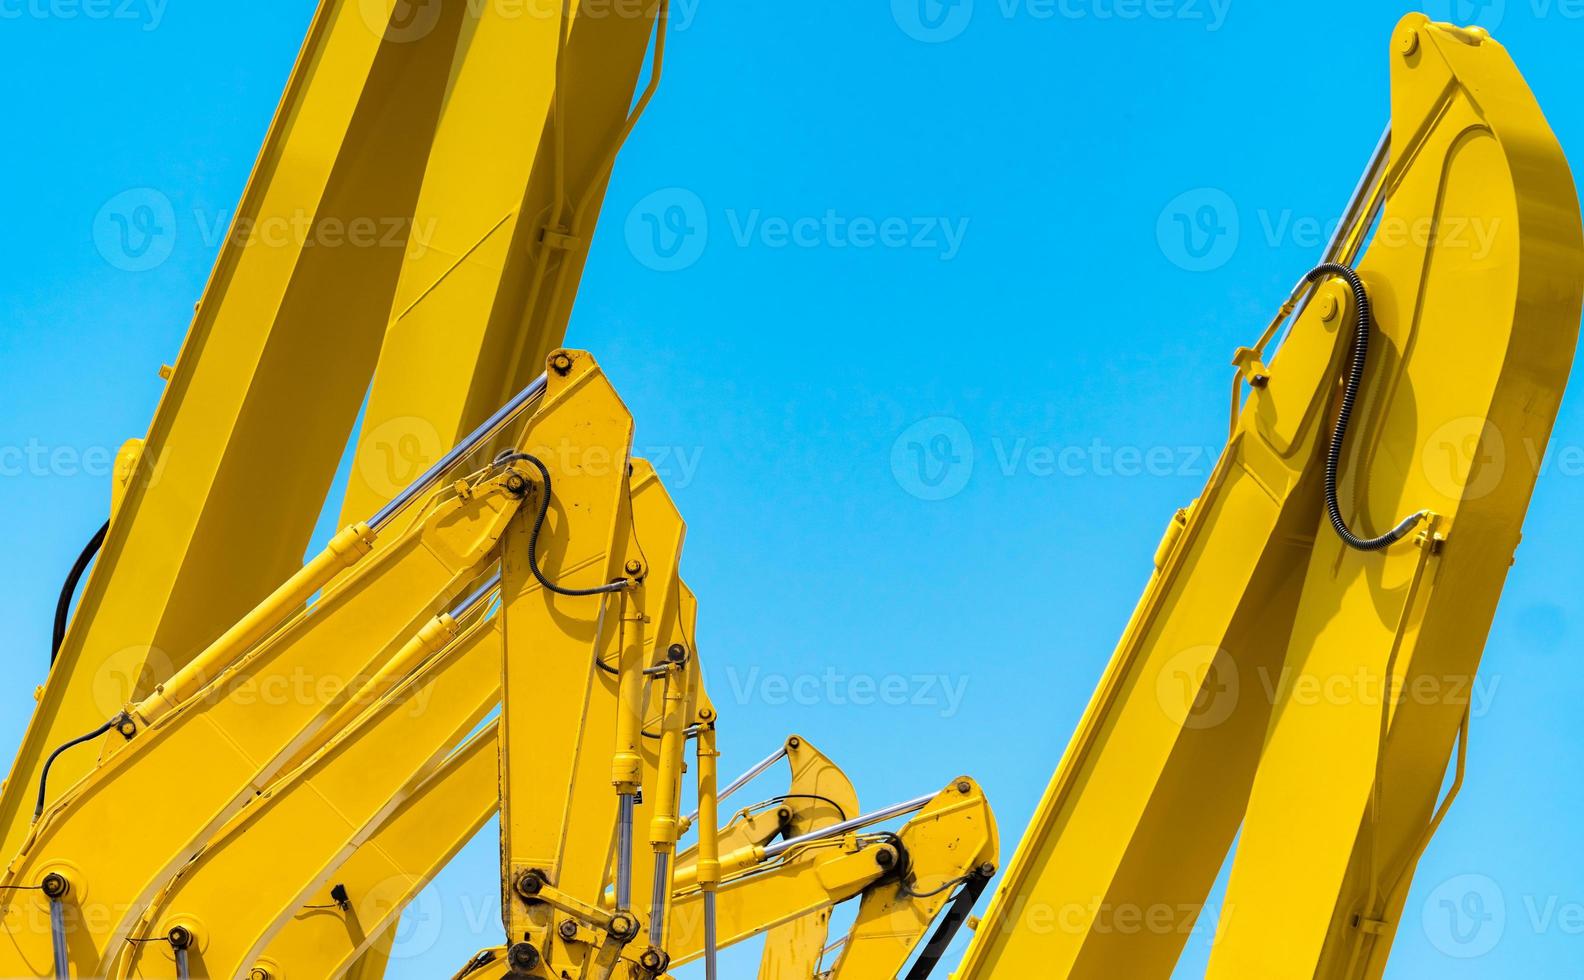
[495,452,630,597]
[1305,262,1428,551]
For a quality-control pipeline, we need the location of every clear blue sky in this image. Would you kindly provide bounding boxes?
[2,1,1581,977]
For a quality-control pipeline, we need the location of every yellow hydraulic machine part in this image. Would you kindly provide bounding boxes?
[664,776,998,979]
[116,606,503,979]
[4,0,666,877]
[1208,17,1584,979]
[0,369,552,976]
[956,14,1582,980]
[671,735,860,980]
[494,351,691,980]
[0,0,458,865]
[257,726,501,978]
[340,0,667,523]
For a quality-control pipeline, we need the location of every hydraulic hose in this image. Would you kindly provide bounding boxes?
[1305,262,1428,551]
[495,452,629,597]
[52,519,109,663]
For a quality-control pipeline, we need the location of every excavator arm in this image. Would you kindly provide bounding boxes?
[956,13,1582,980]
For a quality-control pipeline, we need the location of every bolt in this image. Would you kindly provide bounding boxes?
[1398,28,1419,57]
[168,926,195,951]
[507,941,541,972]
[787,737,801,749]
[40,874,68,900]
[1318,293,1340,322]
[249,971,270,980]
[505,473,527,496]
[558,919,580,941]
[875,848,897,870]
[639,948,668,973]
[957,780,973,794]
[608,913,636,941]
[549,352,574,376]
[977,863,998,879]
[624,559,644,577]
[667,643,687,663]
[514,870,547,899]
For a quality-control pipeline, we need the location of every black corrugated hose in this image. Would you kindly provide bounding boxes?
[1304,262,1428,552]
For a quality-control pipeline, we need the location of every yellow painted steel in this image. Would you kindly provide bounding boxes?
[1207,16,1584,978]
[341,0,666,523]
[116,615,502,978]
[0,467,522,976]
[0,0,436,864]
[257,727,500,977]
[958,14,1582,980]
[666,778,998,972]
[952,269,1350,976]
[673,735,860,979]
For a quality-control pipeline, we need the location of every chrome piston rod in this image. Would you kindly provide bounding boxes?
[368,373,549,532]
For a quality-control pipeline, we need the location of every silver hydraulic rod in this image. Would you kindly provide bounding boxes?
[763,793,934,860]
[703,891,719,980]
[649,853,670,945]
[49,897,67,980]
[449,569,503,621]
[616,794,636,910]
[368,373,549,531]
[1291,125,1392,322]
[682,744,787,827]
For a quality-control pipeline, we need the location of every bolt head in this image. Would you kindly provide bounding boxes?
[667,643,687,663]
[1398,28,1419,56]
[558,919,580,941]
[507,941,541,971]
[609,912,639,940]
[514,870,546,899]
[1318,293,1340,321]
[624,559,644,576]
[549,352,574,375]
[875,848,897,869]
[40,873,68,900]
[957,780,973,794]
